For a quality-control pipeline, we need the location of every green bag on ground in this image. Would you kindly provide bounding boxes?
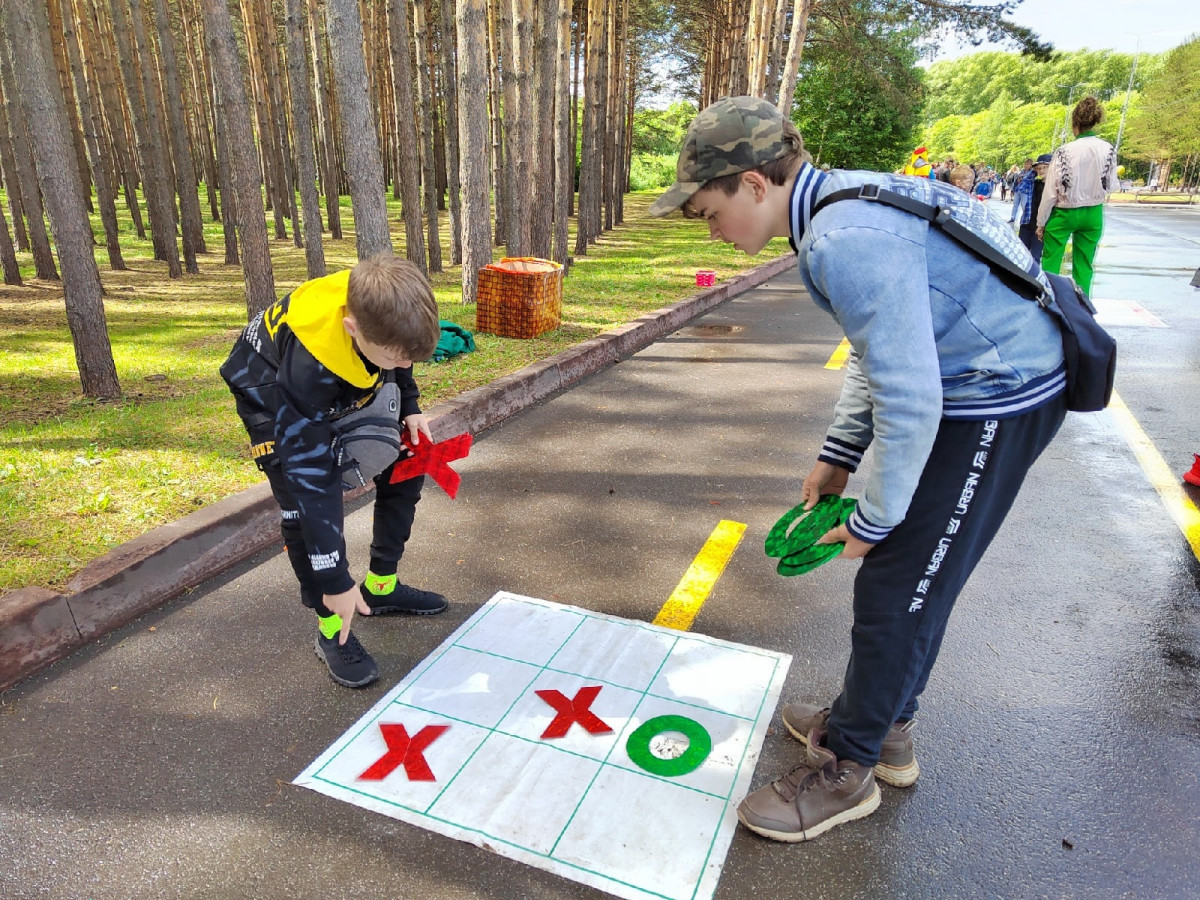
[431,321,476,362]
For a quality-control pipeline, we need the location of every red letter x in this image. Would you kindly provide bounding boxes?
[535,686,613,739]
[357,723,449,782]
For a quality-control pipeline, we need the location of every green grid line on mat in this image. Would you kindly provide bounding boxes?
[306,595,784,900]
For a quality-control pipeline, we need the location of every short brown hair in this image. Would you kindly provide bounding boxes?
[346,253,440,360]
[682,120,807,217]
[1072,97,1104,133]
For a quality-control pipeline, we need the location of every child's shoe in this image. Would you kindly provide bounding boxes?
[360,572,448,615]
[1183,454,1200,487]
[314,630,379,687]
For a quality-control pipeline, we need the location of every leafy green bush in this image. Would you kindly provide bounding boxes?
[629,153,678,192]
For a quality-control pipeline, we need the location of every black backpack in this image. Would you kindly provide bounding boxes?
[814,184,1116,412]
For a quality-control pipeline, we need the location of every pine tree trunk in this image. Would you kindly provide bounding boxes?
[200,0,276,317]
[255,0,301,245]
[529,0,557,259]
[1,0,119,398]
[46,0,95,210]
[611,0,627,225]
[412,0,443,271]
[385,0,426,271]
[212,80,239,265]
[552,0,571,267]
[81,0,147,240]
[306,0,341,239]
[325,0,392,259]
[177,0,221,222]
[777,0,811,114]
[487,0,506,246]
[602,0,615,231]
[504,0,532,255]
[283,0,326,279]
[439,0,462,265]
[151,0,205,272]
[0,198,22,284]
[109,0,182,276]
[62,0,125,270]
[0,75,31,252]
[575,0,605,254]
[455,0,492,304]
[0,42,60,280]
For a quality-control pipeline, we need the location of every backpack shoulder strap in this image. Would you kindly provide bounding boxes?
[813,183,1050,306]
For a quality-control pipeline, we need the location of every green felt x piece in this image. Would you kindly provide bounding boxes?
[764,495,857,577]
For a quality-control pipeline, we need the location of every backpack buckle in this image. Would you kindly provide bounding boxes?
[858,183,880,200]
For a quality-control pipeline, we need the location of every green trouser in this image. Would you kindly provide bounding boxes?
[1040,204,1104,295]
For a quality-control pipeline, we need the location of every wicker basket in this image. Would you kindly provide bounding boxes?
[475,257,563,339]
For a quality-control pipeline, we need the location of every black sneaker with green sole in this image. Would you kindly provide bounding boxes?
[314,630,379,688]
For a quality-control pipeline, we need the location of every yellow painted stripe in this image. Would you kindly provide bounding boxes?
[1108,391,1200,561]
[825,338,851,370]
[653,520,747,631]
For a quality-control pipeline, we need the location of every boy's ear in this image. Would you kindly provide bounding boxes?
[741,169,769,201]
[343,315,359,338]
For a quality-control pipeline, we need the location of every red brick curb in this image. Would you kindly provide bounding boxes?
[0,253,795,690]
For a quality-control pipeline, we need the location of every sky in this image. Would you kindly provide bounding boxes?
[933,0,1200,61]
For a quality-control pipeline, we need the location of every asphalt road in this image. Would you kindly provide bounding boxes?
[2,201,1198,900]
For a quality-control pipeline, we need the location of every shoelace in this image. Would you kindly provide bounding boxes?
[333,633,368,663]
[771,761,849,801]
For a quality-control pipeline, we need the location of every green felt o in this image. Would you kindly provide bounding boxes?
[625,715,712,777]
[764,495,857,576]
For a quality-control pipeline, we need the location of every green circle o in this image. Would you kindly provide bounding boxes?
[625,714,712,777]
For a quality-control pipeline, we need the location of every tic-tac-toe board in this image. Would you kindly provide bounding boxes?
[295,591,791,900]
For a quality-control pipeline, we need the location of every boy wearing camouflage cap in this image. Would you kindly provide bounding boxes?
[652,97,1067,842]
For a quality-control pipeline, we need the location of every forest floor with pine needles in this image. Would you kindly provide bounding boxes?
[0,190,782,593]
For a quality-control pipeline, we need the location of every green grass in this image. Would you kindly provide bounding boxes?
[0,188,786,593]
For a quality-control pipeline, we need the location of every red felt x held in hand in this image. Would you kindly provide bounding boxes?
[389,431,473,499]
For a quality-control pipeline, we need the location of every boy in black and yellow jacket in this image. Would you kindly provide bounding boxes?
[221,253,447,688]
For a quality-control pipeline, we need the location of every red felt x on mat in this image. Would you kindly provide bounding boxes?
[388,431,473,498]
[357,723,450,782]
[535,686,614,739]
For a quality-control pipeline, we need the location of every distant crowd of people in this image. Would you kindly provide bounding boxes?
[898,97,1120,296]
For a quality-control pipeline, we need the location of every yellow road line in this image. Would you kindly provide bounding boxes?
[824,338,851,370]
[1108,391,1200,561]
[653,520,747,631]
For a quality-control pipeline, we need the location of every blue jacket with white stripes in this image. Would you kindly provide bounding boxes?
[787,164,1066,545]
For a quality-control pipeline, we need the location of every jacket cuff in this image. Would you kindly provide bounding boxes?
[818,436,866,472]
[399,397,421,420]
[846,508,892,544]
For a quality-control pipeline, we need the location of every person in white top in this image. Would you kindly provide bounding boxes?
[1036,97,1121,295]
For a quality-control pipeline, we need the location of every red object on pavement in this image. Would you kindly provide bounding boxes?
[388,431,473,498]
[1184,454,1200,487]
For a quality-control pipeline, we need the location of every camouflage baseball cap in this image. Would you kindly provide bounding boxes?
[648,96,793,217]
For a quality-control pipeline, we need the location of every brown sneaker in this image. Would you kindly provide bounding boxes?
[736,731,880,842]
[781,702,920,787]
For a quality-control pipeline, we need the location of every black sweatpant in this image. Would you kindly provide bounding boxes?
[826,394,1067,767]
[263,459,424,618]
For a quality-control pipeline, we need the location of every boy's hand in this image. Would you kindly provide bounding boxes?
[324,587,370,644]
[815,523,876,560]
[801,461,849,510]
[402,414,432,453]
[1036,226,1045,240]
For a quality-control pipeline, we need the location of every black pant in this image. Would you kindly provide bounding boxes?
[1018,222,1043,263]
[262,455,423,618]
[826,395,1066,766]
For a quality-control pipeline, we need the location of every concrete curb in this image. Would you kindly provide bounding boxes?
[0,253,795,690]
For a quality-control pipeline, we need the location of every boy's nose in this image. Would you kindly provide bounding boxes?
[708,221,722,240]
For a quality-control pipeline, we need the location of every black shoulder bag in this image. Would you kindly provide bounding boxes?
[813,183,1117,412]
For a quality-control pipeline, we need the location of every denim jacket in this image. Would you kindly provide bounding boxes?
[788,164,1065,544]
